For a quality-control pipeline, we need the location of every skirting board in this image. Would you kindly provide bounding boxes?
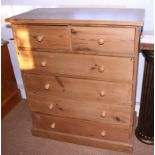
[31,112,137,153]
[32,128,133,153]
[2,89,21,118]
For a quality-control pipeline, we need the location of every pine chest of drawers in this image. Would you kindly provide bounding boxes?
[6,8,144,152]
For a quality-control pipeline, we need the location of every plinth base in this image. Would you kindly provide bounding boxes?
[135,127,154,145]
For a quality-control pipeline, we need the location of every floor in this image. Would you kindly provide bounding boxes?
[2,101,154,155]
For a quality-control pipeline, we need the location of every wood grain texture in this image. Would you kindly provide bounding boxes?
[5,8,144,152]
[130,27,142,126]
[1,90,21,118]
[4,102,154,155]
[5,8,144,26]
[71,26,135,56]
[140,43,154,51]
[19,52,134,82]
[32,112,131,142]
[23,74,132,106]
[28,93,132,125]
[1,41,21,118]
[1,42,18,102]
[140,31,154,51]
[32,128,133,153]
[12,25,71,51]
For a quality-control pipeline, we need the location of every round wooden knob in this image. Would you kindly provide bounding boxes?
[101,130,106,137]
[48,104,54,110]
[101,111,106,117]
[50,123,56,129]
[98,66,104,72]
[36,35,44,42]
[71,28,76,33]
[100,90,105,97]
[98,38,104,45]
[41,61,47,67]
[44,83,50,90]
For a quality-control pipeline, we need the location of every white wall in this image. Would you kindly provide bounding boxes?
[1,0,154,105]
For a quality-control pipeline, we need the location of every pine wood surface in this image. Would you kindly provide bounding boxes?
[19,52,134,82]
[2,102,153,155]
[5,8,144,26]
[23,73,132,106]
[32,112,131,142]
[13,25,70,50]
[28,93,132,125]
[71,26,135,56]
[6,8,144,152]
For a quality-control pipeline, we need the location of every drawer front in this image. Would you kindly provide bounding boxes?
[19,52,134,82]
[24,74,132,106]
[28,94,132,125]
[13,25,70,51]
[71,26,135,56]
[32,112,131,142]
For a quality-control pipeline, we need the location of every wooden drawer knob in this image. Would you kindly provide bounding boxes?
[101,111,106,117]
[98,66,104,72]
[98,38,104,45]
[44,83,50,90]
[100,90,105,97]
[50,123,56,129]
[40,61,47,67]
[71,28,76,33]
[48,104,54,110]
[101,130,106,137]
[36,35,44,42]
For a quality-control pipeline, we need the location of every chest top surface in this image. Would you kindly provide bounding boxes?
[140,31,154,51]
[5,8,144,26]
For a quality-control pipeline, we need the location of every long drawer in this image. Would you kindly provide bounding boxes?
[19,52,134,82]
[32,112,131,142]
[71,26,135,56]
[28,93,132,125]
[24,74,132,106]
[13,25,70,51]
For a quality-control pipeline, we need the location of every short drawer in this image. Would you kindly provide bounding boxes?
[24,74,132,106]
[19,52,134,82]
[71,26,135,56]
[13,25,70,51]
[32,112,131,142]
[28,93,132,125]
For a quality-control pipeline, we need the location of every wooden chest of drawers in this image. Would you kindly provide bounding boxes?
[6,8,144,152]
